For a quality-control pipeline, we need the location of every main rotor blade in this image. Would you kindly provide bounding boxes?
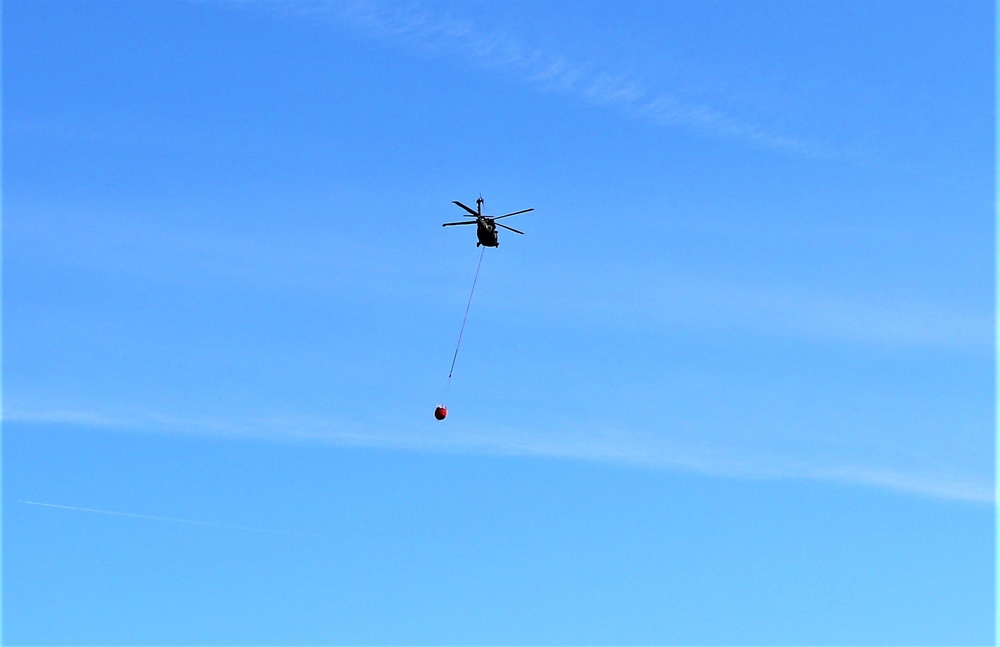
[497,223,525,235]
[453,201,479,216]
[442,221,478,227]
[495,208,534,220]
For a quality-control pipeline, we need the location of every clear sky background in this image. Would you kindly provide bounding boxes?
[3,1,994,644]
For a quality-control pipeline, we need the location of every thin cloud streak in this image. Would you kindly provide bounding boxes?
[282,0,826,156]
[8,408,992,505]
[13,206,988,353]
[20,499,322,539]
[639,276,992,351]
[504,265,993,352]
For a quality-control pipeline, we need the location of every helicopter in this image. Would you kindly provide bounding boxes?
[442,196,534,247]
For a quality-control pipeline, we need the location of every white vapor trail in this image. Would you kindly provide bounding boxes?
[8,409,994,504]
[274,0,825,156]
[20,500,320,539]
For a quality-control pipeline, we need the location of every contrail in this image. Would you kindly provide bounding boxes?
[20,500,320,539]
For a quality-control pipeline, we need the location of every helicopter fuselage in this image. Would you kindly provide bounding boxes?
[476,218,499,247]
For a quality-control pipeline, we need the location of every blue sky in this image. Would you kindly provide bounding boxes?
[3,1,994,644]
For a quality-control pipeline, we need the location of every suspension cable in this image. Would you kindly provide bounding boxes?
[448,246,486,380]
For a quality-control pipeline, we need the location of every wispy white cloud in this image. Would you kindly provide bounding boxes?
[274,0,825,156]
[20,499,321,539]
[7,406,992,504]
[13,196,988,354]
[498,264,993,353]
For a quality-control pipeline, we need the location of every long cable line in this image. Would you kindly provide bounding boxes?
[448,246,486,380]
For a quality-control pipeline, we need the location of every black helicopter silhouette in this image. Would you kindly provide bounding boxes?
[442,196,534,247]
